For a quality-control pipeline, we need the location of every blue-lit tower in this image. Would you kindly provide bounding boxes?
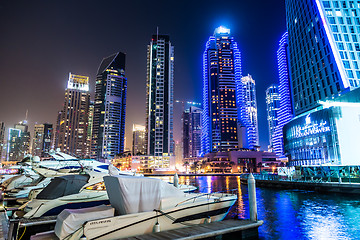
[266,84,280,152]
[201,26,242,154]
[91,52,127,161]
[273,32,294,157]
[285,0,360,116]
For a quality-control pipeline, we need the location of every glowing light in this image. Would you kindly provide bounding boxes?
[215,26,230,34]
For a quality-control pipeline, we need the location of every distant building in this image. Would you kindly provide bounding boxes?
[265,85,280,151]
[273,32,294,158]
[7,121,30,161]
[201,26,242,154]
[183,106,202,158]
[145,34,174,158]
[92,52,127,161]
[57,73,90,158]
[202,150,279,173]
[86,101,94,157]
[32,123,53,157]
[0,122,5,161]
[132,124,146,155]
[241,74,259,149]
[53,111,62,150]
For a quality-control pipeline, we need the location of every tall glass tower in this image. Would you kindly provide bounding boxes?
[241,74,259,149]
[145,34,174,157]
[201,26,242,155]
[32,123,53,157]
[57,73,90,158]
[266,85,280,152]
[273,32,294,157]
[92,52,127,161]
[183,106,202,158]
[285,0,360,116]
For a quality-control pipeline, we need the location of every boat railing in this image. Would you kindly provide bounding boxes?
[176,188,237,207]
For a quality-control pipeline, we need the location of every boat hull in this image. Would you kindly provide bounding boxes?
[83,195,236,240]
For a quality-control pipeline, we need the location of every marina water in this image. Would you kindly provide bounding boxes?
[170,175,360,240]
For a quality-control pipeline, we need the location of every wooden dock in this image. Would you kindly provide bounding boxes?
[120,219,263,240]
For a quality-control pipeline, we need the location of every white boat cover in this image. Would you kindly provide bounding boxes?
[104,175,184,215]
[54,205,114,240]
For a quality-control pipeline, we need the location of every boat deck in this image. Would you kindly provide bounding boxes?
[120,219,263,240]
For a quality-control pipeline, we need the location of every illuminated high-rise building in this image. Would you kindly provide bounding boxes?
[132,124,146,155]
[183,106,202,158]
[92,52,127,161]
[86,101,94,158]
[145,34,174,158]
[7,121,30,161]
[0,122,5,161]
[285,0,360,116]
[273,32,294,158]
[32,123,53,157]
[241,74,259,149]
[201,26,242,155]
[58,73,90,158]
[265,85,280,151]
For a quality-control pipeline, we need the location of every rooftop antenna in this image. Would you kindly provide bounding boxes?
[156,26,159,41]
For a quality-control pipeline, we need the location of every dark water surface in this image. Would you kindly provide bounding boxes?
[173,175,360,240]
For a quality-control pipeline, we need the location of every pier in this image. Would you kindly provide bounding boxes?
[121,219,263,240]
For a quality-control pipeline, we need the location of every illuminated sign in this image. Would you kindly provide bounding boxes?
[293,114,331,138]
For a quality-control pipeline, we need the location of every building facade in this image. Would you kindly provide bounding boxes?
[86,101,94,157]
[0,122,5,161]
[273,32,294,158]
[7,121,30,161]
[32,123,53,157]
[201,26,242,155]
[132,124,146,155]
[92,52,127,161]
[285,0,360,116]
[57,73,90,158]
[145,34,174,157]
[265,85,280,151]
[284,87,360,166]
[241,74,259,149]
[183,106,202,158]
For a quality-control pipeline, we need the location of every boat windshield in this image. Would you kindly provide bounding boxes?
[36,174,90,200]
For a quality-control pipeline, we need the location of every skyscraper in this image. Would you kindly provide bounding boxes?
[265,85,280,151]
[201,26,242,155]
[92,52,127,161]
[7,121,30,161]
[273,32,294,158]
[183,106,202,158]
[32,123,53,157]
[285,0,360,116]
[86,101,94,158]
[145,34,174,157]
[132,124,146,155]
[0,122,5,161]
[57,73,90,158]
[241,74,259,149]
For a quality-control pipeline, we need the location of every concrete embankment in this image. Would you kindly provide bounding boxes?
[240,177,360,194]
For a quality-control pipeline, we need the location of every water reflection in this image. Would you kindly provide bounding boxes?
[177,175,360,239]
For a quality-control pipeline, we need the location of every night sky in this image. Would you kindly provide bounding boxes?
[0,0,286,150]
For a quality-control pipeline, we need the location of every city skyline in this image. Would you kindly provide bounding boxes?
[0,0,286,150]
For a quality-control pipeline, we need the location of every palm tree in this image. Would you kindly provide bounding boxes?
[183,161,189,173]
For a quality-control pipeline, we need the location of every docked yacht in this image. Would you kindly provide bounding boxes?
[23,172,109,218]
[50,175,237,240]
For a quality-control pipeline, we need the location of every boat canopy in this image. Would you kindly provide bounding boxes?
[104,175,184,215]
[36,174,90,200]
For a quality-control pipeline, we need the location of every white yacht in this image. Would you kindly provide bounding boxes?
[23,172,109,219]
[50,175,237,240]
